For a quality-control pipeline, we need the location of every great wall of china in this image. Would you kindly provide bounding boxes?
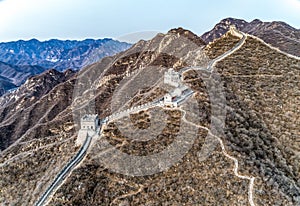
[35,27,257,206]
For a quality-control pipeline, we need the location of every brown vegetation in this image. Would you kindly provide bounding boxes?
[204,33,241,59]
[212,36,300,204]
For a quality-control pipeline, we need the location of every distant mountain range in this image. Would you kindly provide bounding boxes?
[1,18,300,96]
[0,38,131,71]
[0,61,46,95]
[0,75,16,95]
[202,17,300,57]
[0,38,131,95]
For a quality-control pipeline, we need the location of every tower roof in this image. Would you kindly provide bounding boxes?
[81,114,98,121]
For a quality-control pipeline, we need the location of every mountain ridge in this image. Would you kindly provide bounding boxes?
[0,38,131,95]
[0,38,131,71]
[201,17,300,57]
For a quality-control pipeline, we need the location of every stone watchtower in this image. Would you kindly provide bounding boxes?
[76,114,99,146]
[80,114,99,131]
[164,68,181,87]
[229,25,243,38]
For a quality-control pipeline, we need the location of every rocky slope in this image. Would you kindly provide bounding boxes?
[0,68,75,150]
[211,33,300,205]
[0,61,45,88]
[202,17,300,57]
[0,75,17,95]
[0,26,299,205]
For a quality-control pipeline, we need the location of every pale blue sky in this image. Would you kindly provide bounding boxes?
[0,0,299,42]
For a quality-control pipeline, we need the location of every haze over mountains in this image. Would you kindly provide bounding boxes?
[0,61,45,94]
[1,17,300,96]
[0,38,131,94]
[0,38,131,71]
[0,18,299,205]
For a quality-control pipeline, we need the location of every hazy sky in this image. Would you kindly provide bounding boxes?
[0,0,299,42]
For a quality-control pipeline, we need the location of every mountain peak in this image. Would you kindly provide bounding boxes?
[168,27,191,34]
[201,17,248,43]
[250,19,263,24]
[28,38,40,42]
[219,17,248,25]
[167,27,206,46]
[201,18,300,57]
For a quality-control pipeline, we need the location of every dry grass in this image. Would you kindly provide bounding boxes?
[204,33,241,59]
[0,133,78,205]
[49,107,251,206]
[211,36,300,204]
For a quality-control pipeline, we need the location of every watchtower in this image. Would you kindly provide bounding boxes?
[164,68,181,87]
[229,25,243,38]
[80,114,99,131]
